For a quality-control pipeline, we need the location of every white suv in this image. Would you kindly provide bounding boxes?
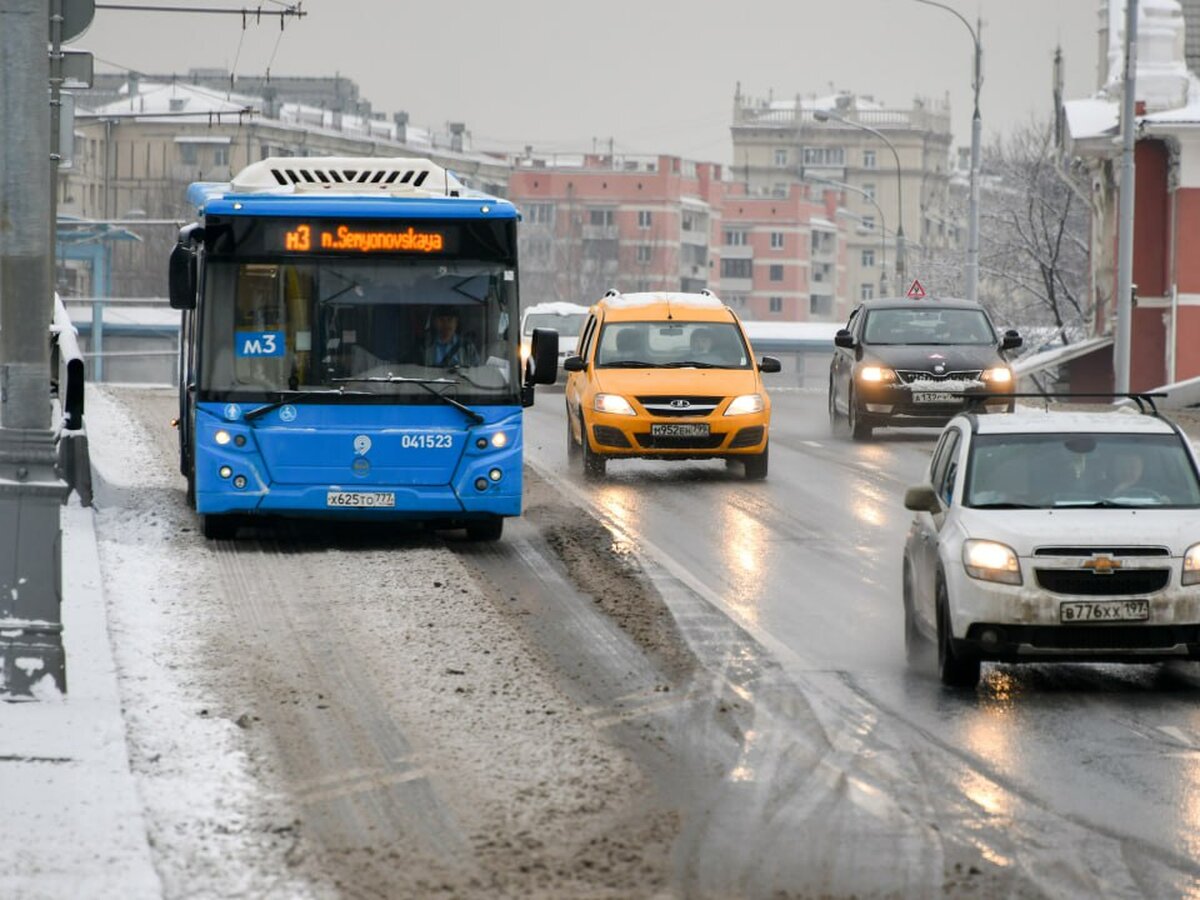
[903,404,1200,688]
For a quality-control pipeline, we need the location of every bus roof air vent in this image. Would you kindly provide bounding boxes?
[231,157,466,197]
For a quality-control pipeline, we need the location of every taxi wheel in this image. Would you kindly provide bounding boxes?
[848,388,874,442]
[903,563,927,667]
[566,411,581,461]
[580,418,606,479]
[936,580,980,689]
[466,516,504,541]
[743,442,768,481]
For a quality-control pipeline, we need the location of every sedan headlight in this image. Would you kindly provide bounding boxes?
[1184,543,1200,586]
[724,393,765,416]
[594,393,636,416]
[858,366,897,383]
[981,367,1013,384]
[962,539,1022,585]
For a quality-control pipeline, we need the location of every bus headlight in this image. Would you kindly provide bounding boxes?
[491,431,509,449]
[724,394,765,416]
[214,429,232,445]
[963,539,1022,585]
[219,466,232,479]
[594,393,636,416]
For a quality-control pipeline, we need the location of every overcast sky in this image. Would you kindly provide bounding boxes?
[77,0,1099,162]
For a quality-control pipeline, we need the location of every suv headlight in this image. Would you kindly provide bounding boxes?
[724,394,765,416]
[858,366,896,383]
[1184,543,1200,586]
[594,393,636,416]
[963,539,1022,585]
[981,367,1012,384]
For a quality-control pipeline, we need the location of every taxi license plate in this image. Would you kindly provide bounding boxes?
[1060,599,1150,623]
[912,392,961,404]
[326,491,396,509]
[651,423,710,437]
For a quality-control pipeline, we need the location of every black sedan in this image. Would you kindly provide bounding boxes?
[828,297,1021,440]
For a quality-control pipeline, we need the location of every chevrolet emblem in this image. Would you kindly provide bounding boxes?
[1082,555,1122,574]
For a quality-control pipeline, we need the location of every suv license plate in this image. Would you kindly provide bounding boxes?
[912,392,961,404]
[650,423,710,438]
[1060,599,1150,623]
[326,491,396,508]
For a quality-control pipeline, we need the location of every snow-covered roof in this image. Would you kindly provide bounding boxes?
[88,81,257,121]
[1063,98,1119,141]
[1013,336,1113,377]
[809,217,837,231]
[599,291,726,310]
[522,302,590,318]
[974,407,1174,435]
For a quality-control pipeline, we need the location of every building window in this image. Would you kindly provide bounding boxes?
[721,258,752,279]
[772,183,789,198]
[769,264,784,282]
[725,294,746,309]
[860,215,875,232]
[802,146,846,167]
[528,203,555,225]
[862,183,876,202]
[769,296,783,313]
[214,146,229,166]
[636,279,651,292]
[637,245,653,263]
[861,249,875,267]
[810,295,834,316]
[770,232,784,250]
[863,149,877,169]
[179,143,198,165]
[774,148,789,168]
[637,210,653,229]
[589,208,614,227]
[724,230,747,246]
[860,283,875,301]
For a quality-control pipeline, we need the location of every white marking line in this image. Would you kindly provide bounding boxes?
[802,440,822,448]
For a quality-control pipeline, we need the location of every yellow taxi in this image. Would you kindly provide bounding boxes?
[563,290,781,479]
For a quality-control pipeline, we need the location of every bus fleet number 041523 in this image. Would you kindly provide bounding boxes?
[399,433,454,450]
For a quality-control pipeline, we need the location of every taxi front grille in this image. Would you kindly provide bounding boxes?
[895,370,982,384]
[634,433,725,450]
[1035,568,1170,596]
[636,395,723,417]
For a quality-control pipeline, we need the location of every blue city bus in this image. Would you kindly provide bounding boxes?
[168,157,558,540]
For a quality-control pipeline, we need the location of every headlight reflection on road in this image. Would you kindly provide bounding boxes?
[595,484,640,557]
[954,675,1018,867]
[719,503,769,626]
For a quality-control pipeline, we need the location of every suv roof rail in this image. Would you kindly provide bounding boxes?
[603,288,620,298]
[700,288,718,298]
[966,392,1169,416]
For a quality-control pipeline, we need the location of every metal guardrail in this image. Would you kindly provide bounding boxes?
[50,295,92,506]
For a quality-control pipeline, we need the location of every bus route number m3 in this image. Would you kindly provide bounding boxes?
[236,330,286,357]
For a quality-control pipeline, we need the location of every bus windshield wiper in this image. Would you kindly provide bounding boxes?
[333,375,485,425]
[244,387,375,421]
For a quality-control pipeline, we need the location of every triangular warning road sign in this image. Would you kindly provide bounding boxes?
[906,278,926,299]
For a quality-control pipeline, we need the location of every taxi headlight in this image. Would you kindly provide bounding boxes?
[594,393,636,416]
[963,539,1022,585]
[982,367,1013,384]
[724,393,765,416]
[214,429,232,446]
[1183,543,1200,586]
[859,366,896,383]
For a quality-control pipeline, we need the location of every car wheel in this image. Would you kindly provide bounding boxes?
[743,441,768,481]
[566,408,581,461]
[580,417,606,479]
[200,514,238,541]
[466,516,504,541]
[848,387,874,442]
[936,578,980,689]
[903,561,927,667]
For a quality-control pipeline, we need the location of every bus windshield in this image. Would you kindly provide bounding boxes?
[200,257,520,404]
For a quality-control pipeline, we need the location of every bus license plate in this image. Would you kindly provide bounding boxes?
[1060,599,1150,623]
[326,491,396,509]
[912,392,961,404]
[651,423,710,437]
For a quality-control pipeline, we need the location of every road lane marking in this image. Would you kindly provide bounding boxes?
[802,440,822,448]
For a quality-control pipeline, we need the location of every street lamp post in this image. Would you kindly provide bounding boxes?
[813,108,906,294]
[803,174,889,294]
[912,0,982,304]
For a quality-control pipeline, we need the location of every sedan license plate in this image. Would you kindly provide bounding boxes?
[912,392,962,404]
[1060,599,1150,623]
[650,423,710,438]
[326,491,396,509]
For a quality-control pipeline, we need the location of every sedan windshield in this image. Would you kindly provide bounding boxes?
[594,321,750,369]
[864,308,995,345]
[965,432,1200,509]
[524,313,586,337]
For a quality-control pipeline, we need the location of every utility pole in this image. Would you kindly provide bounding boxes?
[1115,0,1139,394]
[0,0,70,696]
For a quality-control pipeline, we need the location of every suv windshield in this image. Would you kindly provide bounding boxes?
[594,321,750,369]
[965,432,1200,509]
[864,307,995,345]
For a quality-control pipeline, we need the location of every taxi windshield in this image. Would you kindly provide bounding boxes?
[965,432,1200,509]
[864,308,995,345]
[594,321,751,369]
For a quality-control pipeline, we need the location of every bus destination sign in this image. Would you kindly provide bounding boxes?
[283,223,447,254]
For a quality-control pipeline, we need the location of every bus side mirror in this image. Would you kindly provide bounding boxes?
[834,329,856,349]
[526,327,559,386]
[1000,330,1023,351]
[759,356,782,374]
[168,243,197,310]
